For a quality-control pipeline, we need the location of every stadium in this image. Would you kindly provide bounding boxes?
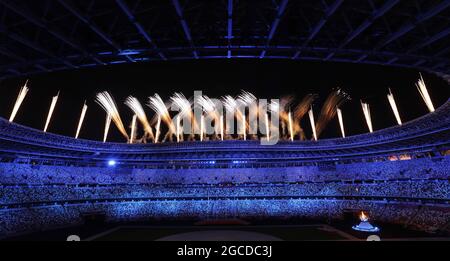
[0,0,449,241]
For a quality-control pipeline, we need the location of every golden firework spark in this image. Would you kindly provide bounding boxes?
[44,91,60,132]
[196,95,220,139]
[103,113,112,143]
[148,94,176,140]
[96,91,129,141]
[264,112,270,142]
[361,100,373,133]
[315,89,349,138]
[129,114,137,144]
[200,115,205,141]
[387,88,402,125]
[125,96,154,140]
[75,101,88,139]
[176,115,181,142]
[171,93,198,140]
[336,107,345,138]
[293,94,317,140]
[294,94,317,120]
[154,115,161,143]
[220,114,224,141]
[9,80,29,123]
[308,106,317,141]
[416,73,435,112]
[288,110,294,141]
[237,91,257,139]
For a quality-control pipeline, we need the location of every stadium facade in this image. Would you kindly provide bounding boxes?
[0,99,449,239]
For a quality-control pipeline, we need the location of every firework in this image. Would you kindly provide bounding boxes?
[264,112,270,142]
[103,113,112,143]
[315,89,349,138]
[176,116,181,142]
[416,73,435,112]
[44,91,60,132]
[220,115,224,141]
[154,115,161,143]
[238,91,257,106]
[75,101,88,139]
[171,93,192,117]
[96,92,129,141]
[223,95,238,113]
[200,114,205,141]
[308,106,317,141]
[197,95,221,139]
[222,95,238,136]
[148,94,175,140]
[268,100,280,140]
[293,94,317,141]
[361,100,373,133]
[197,95,217,114]
[9,81,29,123]
[129,114,137,144]
[387,88,402,125]
[288,110,294,141]
[237,91,257,139]
[337,107,345,138]
[294,94,317,120]
[125,96,154,140]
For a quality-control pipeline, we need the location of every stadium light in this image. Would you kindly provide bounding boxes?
[108,160,117,167]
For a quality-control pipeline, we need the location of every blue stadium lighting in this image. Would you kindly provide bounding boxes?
[108,160,117,167]
[233,160,248,164]
[118,49,141,56]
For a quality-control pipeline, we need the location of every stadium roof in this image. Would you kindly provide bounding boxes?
[0,0,450,81]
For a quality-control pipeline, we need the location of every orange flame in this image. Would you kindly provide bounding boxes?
[359,211,369,222]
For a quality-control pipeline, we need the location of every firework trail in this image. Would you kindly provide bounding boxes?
[294,94,317,120]
[171,93,198,141]
[288,110,294,141]
[44,91,60,132]
[125,96,154,141]
[148,94,175,142]
[361,100,373,133]
[277,96,294,140]
[237,91,257,139]
[387,88,402,125]
[220,115,224,141]
[294,94,317,140]
[9,80,29,123]
[315,89,349,138]
[264,112,270,142]
[416,73,435,112]
[196,95,220,139]
[75,101,88,139]
[175,116,181,142]
[222,95,239,138]
[103,113,112,142]
[129,115,137,143]
[308,106,317,141]
[154,115,161,143]
[96,91,129,141]
[336,107,345,138]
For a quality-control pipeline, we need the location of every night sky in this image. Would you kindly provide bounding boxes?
[0,59,448,142]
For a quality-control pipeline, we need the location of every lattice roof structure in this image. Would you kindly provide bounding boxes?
[0,0,450,81]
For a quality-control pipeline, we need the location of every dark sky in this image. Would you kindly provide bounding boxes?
[0,59,448,142]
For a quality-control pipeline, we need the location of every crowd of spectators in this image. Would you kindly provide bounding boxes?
[1,179,448,205]
[0,156,448,184]
[0,156,448,238]
[1,199,448,238]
